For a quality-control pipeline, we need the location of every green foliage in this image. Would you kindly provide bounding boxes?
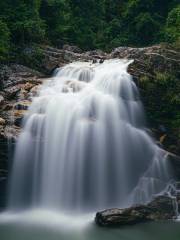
[141,72,180,129]
[0,20,10,60]
[0,1,45,39]
[7,1,46,44]
[0,0,179,55]
[131,12,161,45]
[164,5,180,43]
[40,0,71,46]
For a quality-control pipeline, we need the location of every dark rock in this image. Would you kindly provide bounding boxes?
[13,109,27,127]
[0,134,10,209]
[0,118,6,126]
[0,64,44,89]
[95,207,148,226]
[14,100,30,110]
[95,195,176,227]
[63,44,82,53]
[158,125,167,134]
[0,63,46,210]
[109,46,180,94]
[168,153,180,179]
[63,51,86,62]
[39,45,107,73]
[85,49,106,58]
[147,195,176,220]
[99,59,104,64]
[4,85,21,99]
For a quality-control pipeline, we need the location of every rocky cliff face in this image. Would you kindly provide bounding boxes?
[0,44,179,209]
[0,64,45,209]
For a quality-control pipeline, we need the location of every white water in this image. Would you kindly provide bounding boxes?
[8,59,172,214]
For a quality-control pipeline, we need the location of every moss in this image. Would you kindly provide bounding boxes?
[139,70,180,154]
[140,71,180,130]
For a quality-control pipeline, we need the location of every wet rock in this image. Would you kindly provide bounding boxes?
[96,207,147,226]
[23,82,36,91]
[63,44,82,53]
[0,64,46,210]
[14,100,31,111]
[63,51,83,62]
[13,109,28,127]
[110,45,180,83]
[39,46,66,73]
[29,85,41,97]
[99,59,104,64]
[39,45,107,73]
[0,64,44,89]
[95,195,176,227]
[85,49,107,58]
[147,195,176,220]
[2,103,14,111]
[4,85,21,99]
[92,59,97,64]
[0,118,6,126]
[3,125,21,141]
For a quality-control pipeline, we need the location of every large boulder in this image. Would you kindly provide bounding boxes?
[39,45,107,74]
[63,44,82,53]
[110,45,180,80]
[0,64,44,89]
[95,195,177,227]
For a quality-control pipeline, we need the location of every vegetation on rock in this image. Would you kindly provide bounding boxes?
[141,72,180,155]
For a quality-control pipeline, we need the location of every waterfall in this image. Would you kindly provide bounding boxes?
[8,59,172,213]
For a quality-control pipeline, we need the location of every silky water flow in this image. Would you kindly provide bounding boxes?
[7,59,172,215]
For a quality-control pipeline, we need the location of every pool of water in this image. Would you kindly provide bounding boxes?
[0,210,180,240]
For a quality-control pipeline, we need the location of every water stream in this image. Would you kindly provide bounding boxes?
[7,59,172,213]
[0,59,177,240]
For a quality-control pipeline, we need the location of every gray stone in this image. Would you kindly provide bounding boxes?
[95,195,176,227]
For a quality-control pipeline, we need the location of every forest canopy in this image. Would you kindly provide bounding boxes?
[0,0,179,59]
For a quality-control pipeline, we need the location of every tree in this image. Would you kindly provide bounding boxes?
[11,1,46,44]
[0,20,10,60]
[0,0,180,54]
[67,0,106,49]
[0,0,46,45]
[40,0,71,46]
[164,5,180,43]
[133,12,161,45]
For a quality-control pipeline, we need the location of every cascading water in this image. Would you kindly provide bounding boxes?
[8,59,172,214]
